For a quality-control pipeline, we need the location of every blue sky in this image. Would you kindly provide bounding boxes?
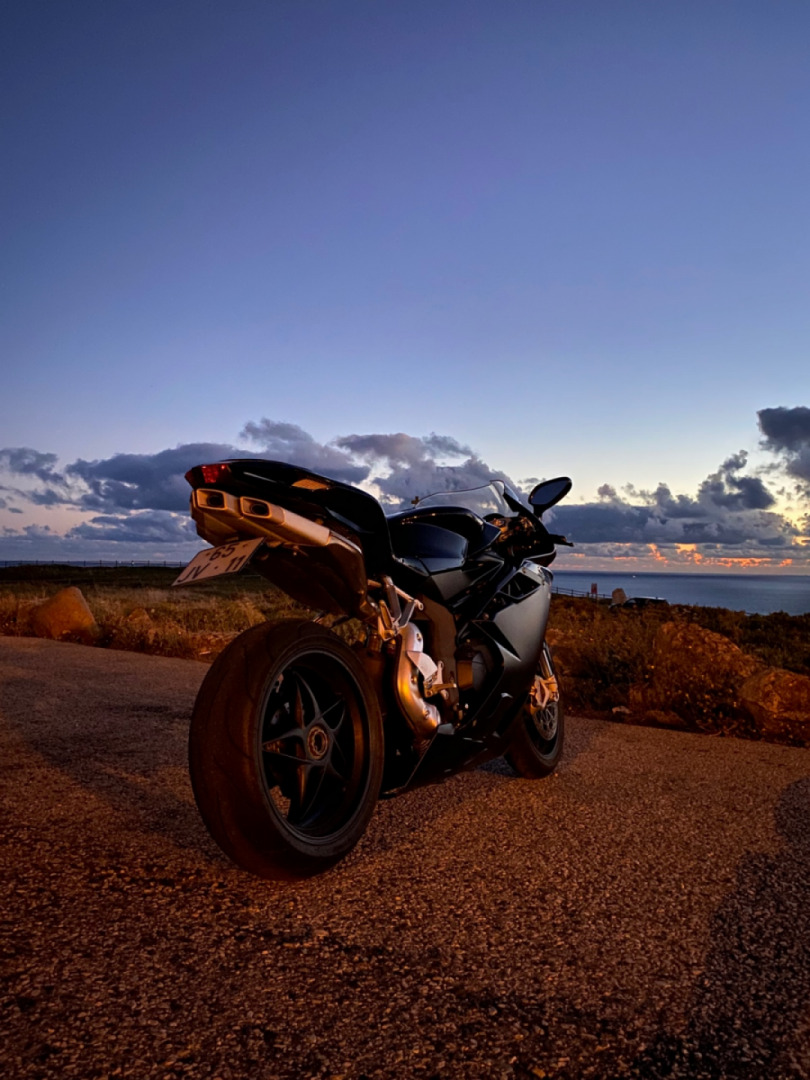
[1,1,809,570]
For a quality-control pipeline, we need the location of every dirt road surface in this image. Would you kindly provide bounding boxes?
[2,636,810,1079]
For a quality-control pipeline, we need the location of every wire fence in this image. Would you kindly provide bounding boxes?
[551,584,611,602]
[0,560,187,568]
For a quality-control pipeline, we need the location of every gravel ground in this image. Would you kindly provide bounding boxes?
[2,636,810,1080]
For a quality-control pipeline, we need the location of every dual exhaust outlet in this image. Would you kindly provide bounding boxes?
[193,488,360,553]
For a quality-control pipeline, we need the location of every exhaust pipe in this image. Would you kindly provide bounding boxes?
[395,623,441,741]
[193,489,360,554]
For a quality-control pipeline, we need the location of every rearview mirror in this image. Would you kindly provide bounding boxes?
[528,477,572,515]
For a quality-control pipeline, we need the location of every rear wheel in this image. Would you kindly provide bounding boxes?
[189,619,383,879]
[505,643,564,778]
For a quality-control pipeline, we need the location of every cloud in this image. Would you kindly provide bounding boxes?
[759,406,810,485]
[336,431,511,505]
[1,413,808,567]
[548,450,796,551]
[0,423,519,560]
[0,427,510,516]
[27,488,70,507]
[0,447,61,482]
[241,420,368,484]
[0,516,203,564]
[0,447,72,507]
[65,442,251,513]
[698,452,775,511]
[69,511,199,545]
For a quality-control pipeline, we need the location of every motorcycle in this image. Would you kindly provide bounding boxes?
[175,458,573,879]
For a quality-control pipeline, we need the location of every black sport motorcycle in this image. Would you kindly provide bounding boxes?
[176,458,573,879]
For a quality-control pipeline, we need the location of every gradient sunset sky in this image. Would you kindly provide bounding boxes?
[2,1,809,571]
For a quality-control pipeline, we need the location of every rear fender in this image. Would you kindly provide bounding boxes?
[190,488,375,619]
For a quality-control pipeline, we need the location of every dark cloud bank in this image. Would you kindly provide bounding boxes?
[1,411,808,565]
[759,406,810,486]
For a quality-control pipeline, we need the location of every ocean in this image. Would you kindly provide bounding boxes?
[551,571,810,616]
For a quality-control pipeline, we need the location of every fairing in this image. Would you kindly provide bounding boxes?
[184,458,559,793]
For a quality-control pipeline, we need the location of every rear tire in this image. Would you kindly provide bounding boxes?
[505,643,564,779]
[189,619,383,879]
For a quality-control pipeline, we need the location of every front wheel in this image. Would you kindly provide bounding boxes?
[505,643,564,778]
[189,619,383,879]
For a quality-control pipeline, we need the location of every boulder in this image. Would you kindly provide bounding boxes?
[30,587,99,645]
[651,621,761,684]
[611,587,627,605]
[122,606,156,645]
[739,668,810,743]
[635,621,763,725]
[642,708,690,730]
[125,607,153,630]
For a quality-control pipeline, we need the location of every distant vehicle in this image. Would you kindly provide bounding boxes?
[609,596,670,611]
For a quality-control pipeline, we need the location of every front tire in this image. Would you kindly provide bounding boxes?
[189,619,383,879]
[505,643,564,778]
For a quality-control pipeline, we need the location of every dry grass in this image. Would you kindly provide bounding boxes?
[0,565,368,661]
[546,597,663,712]
[0,567,306,661]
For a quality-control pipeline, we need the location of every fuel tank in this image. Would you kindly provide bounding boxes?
[387,507,503,603]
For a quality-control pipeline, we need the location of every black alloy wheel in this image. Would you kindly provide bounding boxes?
[260,654,369,838]
[189,619,383,879]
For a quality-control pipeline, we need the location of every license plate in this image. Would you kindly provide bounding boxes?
[172,538,264,586]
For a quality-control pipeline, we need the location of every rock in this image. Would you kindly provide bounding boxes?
[611,587,627,605]
[30,587,99,645]
[651,621,761,684]
[126,606,152,625]
[643,708,689,730]
[123,607,156,645]
[188,631,235,662]
[739,668,810,743]
[633,621,763,726]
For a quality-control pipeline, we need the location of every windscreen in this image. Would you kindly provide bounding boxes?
[412,481,515,517]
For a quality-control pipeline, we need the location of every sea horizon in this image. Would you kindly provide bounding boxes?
[552,570,810,616]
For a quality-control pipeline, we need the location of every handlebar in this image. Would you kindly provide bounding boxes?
[500,514,574,556]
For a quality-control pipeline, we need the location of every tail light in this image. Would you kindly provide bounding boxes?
[200,463,231,484]
[185,463,231,486]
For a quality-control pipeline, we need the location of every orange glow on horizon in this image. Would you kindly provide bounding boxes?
[712,556,774,568]
[675,543,704,565]
[556,546,804,573]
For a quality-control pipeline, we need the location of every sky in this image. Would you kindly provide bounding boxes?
[1,0,809,572]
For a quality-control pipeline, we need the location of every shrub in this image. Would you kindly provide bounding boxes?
[546,595,809,734]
